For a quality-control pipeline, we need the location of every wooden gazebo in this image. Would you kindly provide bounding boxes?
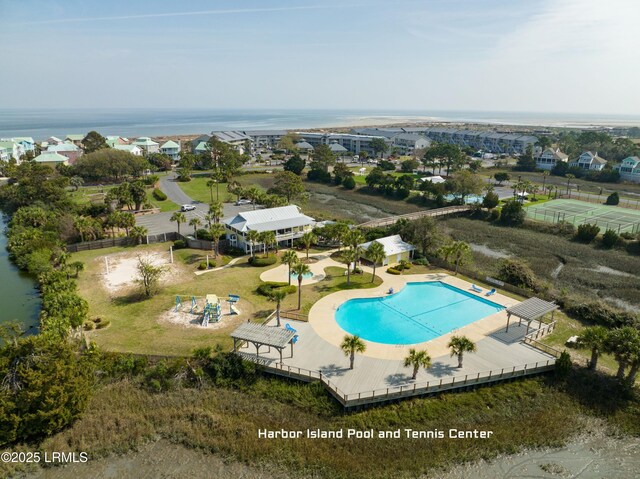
[505,297,558,334]
[231,323,297,363]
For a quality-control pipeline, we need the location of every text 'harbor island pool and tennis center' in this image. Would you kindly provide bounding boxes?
[336,282,505,345]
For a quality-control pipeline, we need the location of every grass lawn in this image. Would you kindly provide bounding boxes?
[71,244,382,355]
[177,177,231,203]
[70,185,179,212]
[145,189,179,212]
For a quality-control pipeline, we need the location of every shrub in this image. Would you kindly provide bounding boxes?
[620,232,635,240]
[198,262,208,270]
[482,191,499,209]
[413,258,429,266]
[196,228,213,240]
[342,175,356,190]
[145,175,160,186]
[488,208,500,222]
[497,258,540,291]
[226,246,246,257]
[256,281,297,296]
[248,255,277,267]
[173,239,186,249]
[152,188,167,201]
[499,200,525,226]
[83,320,95,330]
[95,319,111,329]
[605,192,619,205]
[563,300,638,328]
[554,351,572,379]
[386,267,401,275]
[601,229,619,248]
[575,223,600,243]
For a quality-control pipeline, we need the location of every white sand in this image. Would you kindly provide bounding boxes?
[101,251,172,293]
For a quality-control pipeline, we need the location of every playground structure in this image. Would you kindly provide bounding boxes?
[171,293,242,327]
[202,294,221,327]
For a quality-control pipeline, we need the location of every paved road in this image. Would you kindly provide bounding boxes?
[136,172,256,235]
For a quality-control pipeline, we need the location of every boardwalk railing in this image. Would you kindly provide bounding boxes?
[280,310,309,322]
[357,205,471,228]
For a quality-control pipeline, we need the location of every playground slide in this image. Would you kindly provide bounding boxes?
[230,304,240,315]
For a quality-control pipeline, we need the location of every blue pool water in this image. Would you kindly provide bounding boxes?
[291,271,314,280]
[335,282,504,345]
[444,194,484,204]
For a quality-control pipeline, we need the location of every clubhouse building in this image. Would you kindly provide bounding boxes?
[224,205,315,253]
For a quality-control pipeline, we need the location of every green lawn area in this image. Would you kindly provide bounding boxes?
[71,244,381,355]
[145,189,179,212]
[70,185,178,212]
[177,177,231,203]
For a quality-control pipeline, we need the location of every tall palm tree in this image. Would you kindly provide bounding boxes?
[281,250,299,285]
[541,171,550,195]
[448,335,476,368]
[209,223,225,258]
[246,230,259,257]
[170,211,186,235]
[341,334,366,370]
[245,186,262,210]
[577,326,608,370]
[203,213,214,229]
[565,174,575,195]
[604,326,640,381]
[300,231,317,259]
[129,225,148,245]
[366,241,385,282]
[189,217,201,238]
[449,241,471,275]
[343,229,365,251]
[208,201,223,224]
[291,262,311,310]
[404,348,432,380]
[259,230,276,256]
[341,248,359,285]
[206,178,216,203]
[269,289,288,327]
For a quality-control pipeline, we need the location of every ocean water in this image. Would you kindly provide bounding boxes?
[1,108,639,140]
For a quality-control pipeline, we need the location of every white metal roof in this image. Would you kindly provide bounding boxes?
[224,205,314,233]
[360,235,415,257]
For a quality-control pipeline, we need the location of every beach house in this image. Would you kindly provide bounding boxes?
[47,143,83,163]
[570,151,607,171]
[33,152,69,168]
[535,148,569,171]
[114,144,144,156]
[133,137,159,155]
[359,235,415,266]
[160,140,181,162]
[616,156,640,183]
[224,205,315,253]
[0,140,25,162]
[65,134,85,146]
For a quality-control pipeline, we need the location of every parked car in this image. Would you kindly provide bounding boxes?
[235,199,251,206]
[180,204,196,211]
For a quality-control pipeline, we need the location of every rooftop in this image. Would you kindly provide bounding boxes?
[34,152,68,163]
[231,322,296,349]
[160,140,180,149]
[225,205,314,233]
[360,234,415,257]
[506,297,558,322]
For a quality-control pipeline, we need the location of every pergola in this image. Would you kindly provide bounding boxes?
[505,297,558,334]
[231,323,297,363]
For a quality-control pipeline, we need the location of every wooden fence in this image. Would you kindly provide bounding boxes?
[66,232,228,253]
[357,205,472,228]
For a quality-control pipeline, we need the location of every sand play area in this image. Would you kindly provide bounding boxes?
[159,295,244,329]
[100,251,174,293]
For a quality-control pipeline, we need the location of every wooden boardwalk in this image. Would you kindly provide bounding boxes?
[357,205,472,228]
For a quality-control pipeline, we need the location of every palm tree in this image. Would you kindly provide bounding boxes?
[404,348,432,380]
[605,326,640,381]
[448,335,476,368]
[246,230,259,257]
[366,241,385,282]
[341,248,359,285]
[206,178,216,203]
[341,334,366,370]
[565,174,575,195]
[203,213,214,229]
[69,261,85,278]
[343,229,365,251]
[259,230,276,257]
[189,217,201,238]
[291,262,311,309]
[281,250,299,285]
[577,326,608,370]
[541,171,550,195]
[170,212,186,235]
[269,289,288,327]
[449,241,471,275]
[74,216,91,242]
[398,259,409,274]
[129,225,148,245]
[300,231,317,259]
[245,186,262,210]
[209,223,225,258]
[208,201,223,224]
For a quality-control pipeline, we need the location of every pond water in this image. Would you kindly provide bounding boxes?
[0,214,40,333]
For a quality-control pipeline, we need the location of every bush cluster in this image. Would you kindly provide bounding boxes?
[386,267,401,275]
[256,281,297,296]
[248,255,277,267]
[152,188,167,201]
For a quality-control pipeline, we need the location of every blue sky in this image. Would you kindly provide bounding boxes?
[1,0,639,114]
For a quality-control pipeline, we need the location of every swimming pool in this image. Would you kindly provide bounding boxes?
[291,271,314,280]
[335,282,504,345]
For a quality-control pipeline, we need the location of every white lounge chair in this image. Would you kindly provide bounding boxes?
[471,284,483,293]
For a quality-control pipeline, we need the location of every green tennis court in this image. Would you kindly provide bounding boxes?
[525,199,640,234]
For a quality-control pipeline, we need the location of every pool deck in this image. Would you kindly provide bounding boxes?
[240,253,556,400]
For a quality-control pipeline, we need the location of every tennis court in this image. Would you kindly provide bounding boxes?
[525,199,640,234]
